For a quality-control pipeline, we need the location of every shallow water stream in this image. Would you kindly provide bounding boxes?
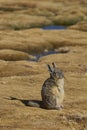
[31,25,67,61]
[32,50,58,61]
[42,25,67,30]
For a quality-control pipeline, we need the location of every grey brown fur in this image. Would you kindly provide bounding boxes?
[28,62,65,110]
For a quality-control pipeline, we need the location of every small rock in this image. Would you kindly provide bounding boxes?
[44,49,49,53]
[55,47,70,53]
[29,55,37,61]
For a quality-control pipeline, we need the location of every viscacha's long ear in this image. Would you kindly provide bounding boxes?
[47,64,53,73]
[52,62,57,68]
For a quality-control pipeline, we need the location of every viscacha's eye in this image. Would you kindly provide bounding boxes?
[53,72,56,76]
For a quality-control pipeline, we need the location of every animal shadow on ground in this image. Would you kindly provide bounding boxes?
[5,96,43,108]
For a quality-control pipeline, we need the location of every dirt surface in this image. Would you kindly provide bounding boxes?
[0,0,87,130]
[0,46,87,130]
